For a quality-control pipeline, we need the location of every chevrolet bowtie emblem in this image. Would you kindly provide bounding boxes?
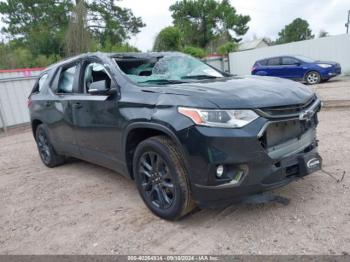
[299,109,314,121]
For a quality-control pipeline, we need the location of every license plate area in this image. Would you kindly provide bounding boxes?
[280,152,322,178]
[299,152,322,175]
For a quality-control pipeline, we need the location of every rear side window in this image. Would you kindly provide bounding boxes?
[31,73,49,94]
[257,60,267,66]
[282,57,298,65]
[267,57,280,66]
[38,74,48,91]
[57,65,77,93]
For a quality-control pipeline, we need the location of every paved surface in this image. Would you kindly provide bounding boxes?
[0,79,350,255]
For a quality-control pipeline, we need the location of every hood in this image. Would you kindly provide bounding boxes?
[314,60,338,66]
[153,76,315,109]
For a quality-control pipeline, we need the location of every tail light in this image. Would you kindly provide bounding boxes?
[251,66,257,72]
[27,98,32,108]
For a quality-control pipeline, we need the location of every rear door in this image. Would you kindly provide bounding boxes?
[280,56,304,79]
[265,57,283,77]
[71,58,125,171]
[44,62,81,157]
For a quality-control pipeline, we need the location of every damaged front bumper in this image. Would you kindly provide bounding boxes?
[178,98,322,208]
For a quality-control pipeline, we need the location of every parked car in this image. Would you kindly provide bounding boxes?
[29,52,322,220]
[251,55,341,84]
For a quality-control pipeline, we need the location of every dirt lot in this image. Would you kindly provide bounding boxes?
[1,78,350,255]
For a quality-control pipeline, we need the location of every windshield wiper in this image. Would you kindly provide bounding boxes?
[181,75,220,80]
[138,79,186,85]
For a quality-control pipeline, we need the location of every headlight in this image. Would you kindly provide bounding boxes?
[178,107,259,128]
[317,64,332,68]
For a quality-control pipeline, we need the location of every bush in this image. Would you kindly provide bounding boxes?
[217,42,237,56]
[182,46,207,58]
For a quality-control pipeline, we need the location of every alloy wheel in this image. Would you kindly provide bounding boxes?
[306,72,320,84]
[138,151,175,209]
[37,130,51,164]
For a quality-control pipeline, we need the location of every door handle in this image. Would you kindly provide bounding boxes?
[72,102,82,109]
[44,101,52,107]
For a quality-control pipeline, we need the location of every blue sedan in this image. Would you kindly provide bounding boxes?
[251,55,341,85]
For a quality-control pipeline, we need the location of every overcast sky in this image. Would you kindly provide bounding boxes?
[119,0,350,51]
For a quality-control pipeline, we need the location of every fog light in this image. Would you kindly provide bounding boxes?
[216,165,224,178]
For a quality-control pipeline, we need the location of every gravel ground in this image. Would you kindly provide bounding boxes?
[1,83,350,255]
[312,76,350,108]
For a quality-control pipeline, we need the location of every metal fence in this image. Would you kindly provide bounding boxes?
[229,34,350,76]
[0,68,43,131]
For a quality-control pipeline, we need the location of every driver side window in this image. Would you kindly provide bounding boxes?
[83,62,111,93]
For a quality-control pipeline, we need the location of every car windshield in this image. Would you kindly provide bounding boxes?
[294,55,316,63]
[114,53,225,85]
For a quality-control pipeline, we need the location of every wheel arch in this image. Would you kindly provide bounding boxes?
[123,122,190,180]
[303,69,321,82]
[31,119,43,138]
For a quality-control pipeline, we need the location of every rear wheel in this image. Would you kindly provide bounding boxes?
[133,136,195,220]
[305,71,321,85]
[35,124,65,167]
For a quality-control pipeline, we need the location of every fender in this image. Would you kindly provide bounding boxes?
[123,121,193,181]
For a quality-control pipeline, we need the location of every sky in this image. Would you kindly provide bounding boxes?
[118,0,350,51]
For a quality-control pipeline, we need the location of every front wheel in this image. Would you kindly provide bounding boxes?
[305,71,321,85]
[133,136,195,220]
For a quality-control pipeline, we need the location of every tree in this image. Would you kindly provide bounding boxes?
[182,46,206,58]
[318,30,329,38]
[87,0,145,47]
[65,0,91,56]
[217,41,237,56]
[0,0,72,56]
[170,0,250,48]
[276,18,314,44]
[0,0,145,69]
[153,26,183,51]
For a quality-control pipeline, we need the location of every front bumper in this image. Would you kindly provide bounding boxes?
[320,66,341,79]
[177,100,322,208]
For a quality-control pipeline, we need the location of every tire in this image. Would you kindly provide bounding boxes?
[133,135,195,220]
[305,71,321,85]
[35,124,65,167]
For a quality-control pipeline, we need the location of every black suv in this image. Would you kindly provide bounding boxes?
[29,52,322,220]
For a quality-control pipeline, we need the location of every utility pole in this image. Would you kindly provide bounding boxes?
[346,10,350,34]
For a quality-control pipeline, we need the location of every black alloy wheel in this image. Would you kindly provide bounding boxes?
[138,151,175,209]
[133,136,195,220]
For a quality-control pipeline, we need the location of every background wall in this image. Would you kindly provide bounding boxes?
[229,34,350,76]
[0,68,43,130]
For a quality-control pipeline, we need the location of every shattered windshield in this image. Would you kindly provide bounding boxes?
[114,53,225,85]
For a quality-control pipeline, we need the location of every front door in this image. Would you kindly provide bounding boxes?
[71,59,125,172]
[280,57,304,79]
[266,57,283,77]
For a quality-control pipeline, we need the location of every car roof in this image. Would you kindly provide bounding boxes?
[258,55,298,61]
[43,51,182,73]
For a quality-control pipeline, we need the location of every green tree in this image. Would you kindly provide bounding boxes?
[0,0,72,56]
[318,30,329,38]
[170,0,250,48]
[182,46,207,58]
[0,0,145,69]
[65,0,91,56]
[276,18,314,44]
[153,26,183,51]
[88,0,145,47]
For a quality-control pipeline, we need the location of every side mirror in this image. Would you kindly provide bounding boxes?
[294,62,301,66]
[88,80,116,95]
